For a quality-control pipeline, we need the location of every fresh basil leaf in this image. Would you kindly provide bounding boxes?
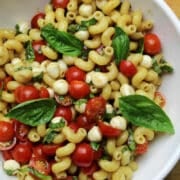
[25,41,35,61]
[15,24,22,35]
[43,129,57,144]
[32,72,44,82]
[119,95,175,134]
[68,24,81,33]
[90,142,100,151]
[136,38,144,53]
[41,24,84,56]
[6,98,56,127]
[112,27,130,65]
[81,18,97,28]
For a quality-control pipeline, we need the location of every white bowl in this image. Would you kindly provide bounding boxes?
[0,0,180,180]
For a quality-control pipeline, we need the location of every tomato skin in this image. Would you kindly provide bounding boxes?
[68,122,79,132]
[98,121,121,137]
[119,60,137,78]
[54,106,73,122]
[144,33,161,55]
[0,121,14,142]
[32,40,47,63]
[14,85,40,103]
[41,144,59,156]
[72,143,94,167]
[85,96,106,122]
[2,150,13,160]
[76,114,94,130]
[12,143,32,164]
[39,87,50,98]
[69,80,90,99]
[81,162,98,176]
[32,145,45,158]
[65,66,86,82]
[52,0,69,9]
[31,12,45,29]
[135,142,148,155]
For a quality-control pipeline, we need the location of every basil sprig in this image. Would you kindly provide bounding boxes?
[6,98,56,127]
[41,24,84,56]
[25,41,35,61]
[112,27,130,65]
[119,95,175,134]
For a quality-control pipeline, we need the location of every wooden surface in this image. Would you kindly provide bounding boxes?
[164,0,180,179]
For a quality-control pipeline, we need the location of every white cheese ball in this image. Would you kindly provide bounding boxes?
[87,126,102,142]
[53,79,69,95]
[110,116,127,130]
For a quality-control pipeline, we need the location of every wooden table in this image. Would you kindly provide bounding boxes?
[164,1,180,179]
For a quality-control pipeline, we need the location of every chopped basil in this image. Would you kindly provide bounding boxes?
[14,66,32,72]
[127,129,136,151]
[136,38,144,53]
[43,129,57,144]
[6,98,56,127]
[119,95,175,134]
[32,72,44,82]
[41,24,84,56]
[90,142,100,151]
[112,27,130,65]
[25,41,35,61]
[81,18,97,28]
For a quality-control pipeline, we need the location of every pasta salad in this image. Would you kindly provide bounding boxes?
[0,0,174,179]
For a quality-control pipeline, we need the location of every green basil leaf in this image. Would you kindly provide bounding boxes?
[41,24,84,56]
[43,129,57,144]
[112,27,130,65]
[6,98,56,127]
[90,142,100,151]
[119,95,175,134]
[81,18,97,28]
[25,41,35,61]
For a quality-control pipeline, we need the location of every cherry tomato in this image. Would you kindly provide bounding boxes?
[69,80,90,99]
[98,121,121,137]
[54,106,73,122]
[12,143,32,164]
[29,157,51,175]
[119,60,137,78]
[13,120,30,141]
[0,137,17,151]
[65,66,86,82]
[144,33,161,55]
[14,85,40,103]
[31,12,45,29]
[39,87,50,98]
[32,145,45,158]
[76,114,94,130]
[0,121,14,142]
[93,147,103,161]
[85,96,106,122]
[81,162,98,176]
[41,144,59,156]
[2,150,13,160]
[52,0,69,9]
[72,143,94,167]
[154,91,166,107]
[135,142,148,155]
[32,40,47,63]
[2,76,13,90]
[68,122,79,132]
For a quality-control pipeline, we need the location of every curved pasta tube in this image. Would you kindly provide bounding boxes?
[88,46,113,66]
[98,159,120,172]
[101,27,115,46]
[1,91,15,103]
[106,138,116,156]
[116,130,129,146]
[112,166,133,180]
[4,39,23,53]
[101,84,112,100]
[0,46,9,65]
[74,57,95,72]
[102,0,121,15]
[28,128,41,142]
[84,35,101,49]
[134,127,155,144]
[93,170,109,180]
[120,0,131,14]
[104,62,119,81]
[56,143,76,157]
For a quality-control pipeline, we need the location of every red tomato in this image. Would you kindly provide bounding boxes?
[68,122,79,132]
[39,87,50,98]
[32,40,47,63]
[76,114,94,130]
[0,137,17,151]
[119,60,137,78]
[13,120,30,141]
[2,150,13,160]
[154,91,166,107]
[3,76,13,90]
[135,142,148,155]
[14,85,40,103]
[85,96,106,122]
[41,144,59,156]
[0,121,14,142]
[65,66,86,82]
[144,33,161,55]
[98,121,121,137]
[72,143,94,167]
[81,162,99,176]
[32,145,45,158]
[29,157,51,175]
[12,143,32,164]
[69,80,90,99]
[93,147,103,160]
[54,106,73,122]
[52,0,69,9]
[31,12,45,29]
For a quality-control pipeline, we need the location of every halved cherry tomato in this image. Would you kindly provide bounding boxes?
[154,91,166,107]
[39,87,50,98]
[54,106,73,122]
[81,162,99,176]
[119,60,137,78]
[14,85,40,103]
[68,122,79,132]
[32,144,45,158]
[31,12,45,29]
[76,114,94,130]
[144,33,161,55]
[12,143,32,164]
[93,147,103,161]
[0,137,17,151]
[69,80,90,99]
[0,121,14,142]
[52,0,69,9]
[41,144,59,156]
[135,142,148,155]
[85,96,106,122]
[13,120,30,141]
[98,121,121,138]
[65,66,86,82]
[32,40,47,63]
[72,143,94,167]
[29,157,51,175]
